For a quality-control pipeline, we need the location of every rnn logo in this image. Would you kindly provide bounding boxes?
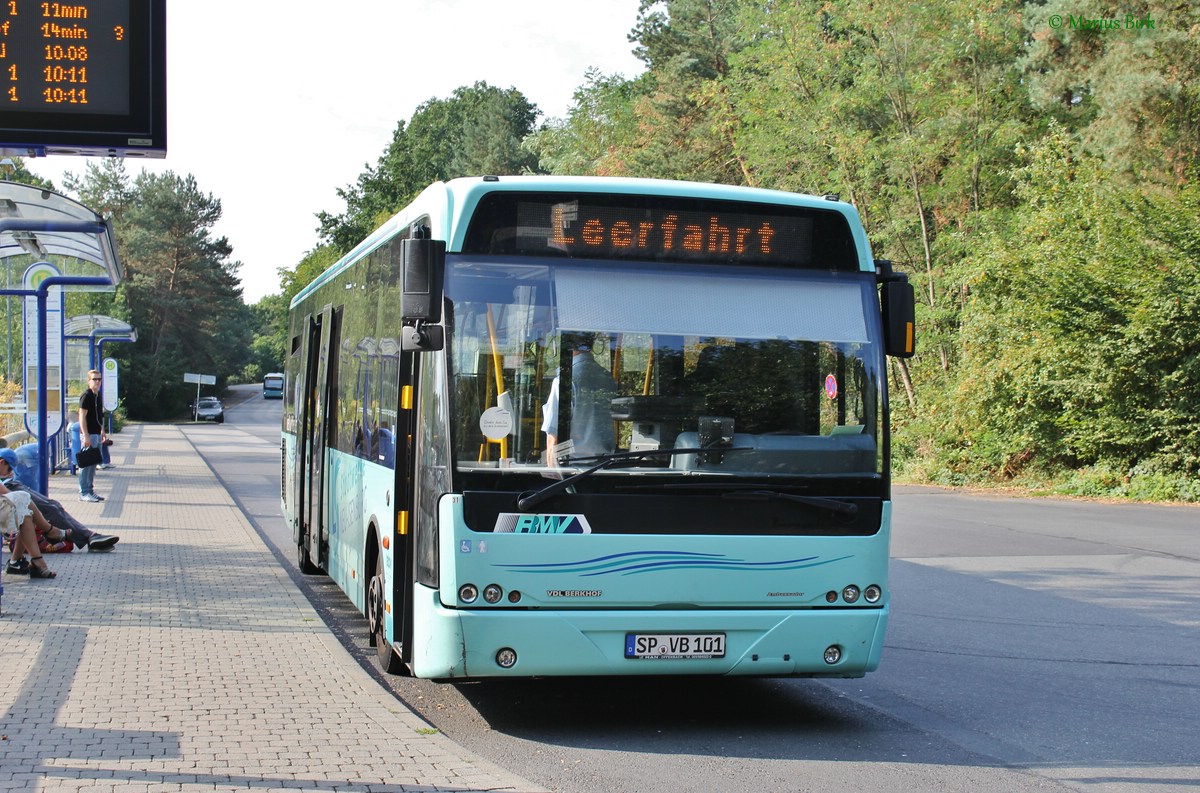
[494,513,592,534]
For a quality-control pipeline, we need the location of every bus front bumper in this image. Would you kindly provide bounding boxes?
[410,590,888,679]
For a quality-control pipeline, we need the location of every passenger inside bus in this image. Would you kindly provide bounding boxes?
[541,332,618,463]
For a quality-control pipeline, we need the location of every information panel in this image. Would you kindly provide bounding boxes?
[22,261,64,436]
[0,0,165,157]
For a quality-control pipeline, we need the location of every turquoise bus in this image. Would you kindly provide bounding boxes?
[282,176,914,679]
[263,372,284,399]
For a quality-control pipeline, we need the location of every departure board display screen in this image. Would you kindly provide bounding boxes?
[0,0,165,156]
[463,191,860,270]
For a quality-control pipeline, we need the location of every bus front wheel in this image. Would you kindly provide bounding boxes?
[369,552,404,674]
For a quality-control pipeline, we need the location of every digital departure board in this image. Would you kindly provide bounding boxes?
[0,0,165,157]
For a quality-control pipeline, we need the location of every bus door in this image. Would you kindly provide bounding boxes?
[393,349,420,670]
[295,305,341,572]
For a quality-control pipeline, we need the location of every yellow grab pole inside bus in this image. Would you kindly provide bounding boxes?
[641,338,654,395]
[485,305,508,459]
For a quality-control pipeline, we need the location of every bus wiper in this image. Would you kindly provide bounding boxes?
[719,489,859,517]
[516,447,747,512]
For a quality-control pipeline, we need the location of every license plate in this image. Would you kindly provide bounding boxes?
[625,633,725,659]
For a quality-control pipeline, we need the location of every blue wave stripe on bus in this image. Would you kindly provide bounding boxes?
[496,550,725,571]
[496,552,852,577]
[581,556,852,577]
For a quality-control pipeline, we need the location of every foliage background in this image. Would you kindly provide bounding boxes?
[5,0,1197,498]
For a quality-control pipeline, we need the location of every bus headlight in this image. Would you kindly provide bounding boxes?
[483,584,503,604]
[824,645,842,665]
[496,648,517,668]
[459,584,479,603]
[864,584,882,603]
[842,585,861,603]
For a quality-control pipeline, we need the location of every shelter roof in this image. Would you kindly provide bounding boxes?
[64,313,136,339]
[0,180,123,284]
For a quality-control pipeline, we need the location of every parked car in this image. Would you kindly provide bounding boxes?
[193,397,224,423]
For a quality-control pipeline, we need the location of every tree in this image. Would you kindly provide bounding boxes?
[62,157,135,219]
[317,83,542,252]
[234,293,288,384]
[280,244,340,305]
[533,1,752,183]
[1022,0,1200,183]
[726,0,1032,421]
[116,171,249,418]
[527,69,648,175]
[938,127,1200,492]
[0,157,56,190]
[622,0,752,184]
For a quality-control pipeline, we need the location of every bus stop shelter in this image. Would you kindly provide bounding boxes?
[0,180,124,495]
[65,313,137,382]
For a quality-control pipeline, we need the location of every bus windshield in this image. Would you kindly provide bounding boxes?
[446,256,882,481]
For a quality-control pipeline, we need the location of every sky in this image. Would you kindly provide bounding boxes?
[25,1,646,303]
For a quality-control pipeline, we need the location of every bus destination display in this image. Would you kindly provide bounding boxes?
[497,195,860,268]
[3,2,131,114]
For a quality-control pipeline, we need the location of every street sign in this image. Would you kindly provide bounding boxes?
[184,372,216,421]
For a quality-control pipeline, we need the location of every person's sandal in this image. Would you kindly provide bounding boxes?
[28,555,56,579]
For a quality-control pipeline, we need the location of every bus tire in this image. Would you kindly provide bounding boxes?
[369,551,404,674]
[296,540,319,575]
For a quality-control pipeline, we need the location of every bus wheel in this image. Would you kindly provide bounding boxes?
[369,553,403,673]
[296,540,319,574]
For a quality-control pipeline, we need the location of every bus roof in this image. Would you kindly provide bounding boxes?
[292,176,872,308]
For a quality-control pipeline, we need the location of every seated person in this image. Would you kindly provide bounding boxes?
[0,448,119,554]
[1,481,57,579]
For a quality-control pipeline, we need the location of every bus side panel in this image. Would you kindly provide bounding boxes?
[281,432,296,527]
[409,496,891,679]
[324,448,395,616]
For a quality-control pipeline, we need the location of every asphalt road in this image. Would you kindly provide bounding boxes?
[193,383,1200,793]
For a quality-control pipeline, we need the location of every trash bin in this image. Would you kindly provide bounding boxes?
[14,442,40,486]
[68,421,81,473]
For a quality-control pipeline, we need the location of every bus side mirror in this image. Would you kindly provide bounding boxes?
[882,279,915,358]
[402,324,444,352]
[401,238,446,323]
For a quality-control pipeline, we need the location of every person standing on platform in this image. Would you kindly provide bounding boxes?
[77,369,107,503]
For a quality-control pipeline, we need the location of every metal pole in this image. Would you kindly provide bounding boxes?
[35,287,48,495]
[5,261,10,382]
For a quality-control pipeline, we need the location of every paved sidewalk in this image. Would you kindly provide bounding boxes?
[0,424,547,792]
